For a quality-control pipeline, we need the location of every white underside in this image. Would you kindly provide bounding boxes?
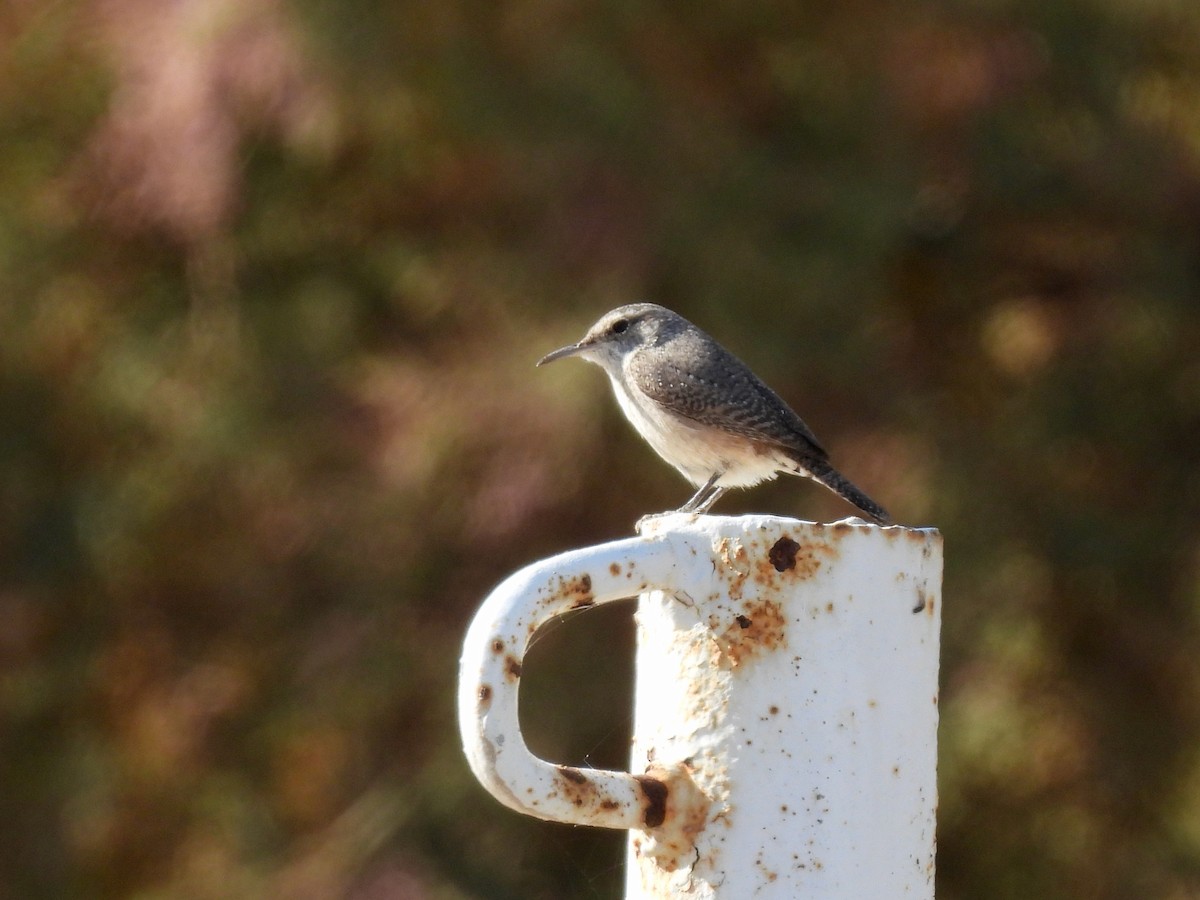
[606,371,794,489]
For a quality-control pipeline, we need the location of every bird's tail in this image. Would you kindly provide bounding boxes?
[803,457,892,525]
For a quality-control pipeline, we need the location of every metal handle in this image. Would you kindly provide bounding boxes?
[457,524,714,845]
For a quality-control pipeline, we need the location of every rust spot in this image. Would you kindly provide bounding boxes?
[768,705,779,715]
[715,599,787,667]
[554,766,624,813]
[719,538,748,566]
[715,537,752,598]
[609,562,621,576]
[755,537,836,583]
[504,655,522,681]
[768,536,800,572]
[555,766,599,808]
[478,684,493,708]
[913,588,935,615]
[825,602,834,613]
[556,572,594,607]
[491,638,505,654]
[635,775,668,828]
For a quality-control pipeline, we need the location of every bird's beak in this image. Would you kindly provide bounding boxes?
[536,342,586,367]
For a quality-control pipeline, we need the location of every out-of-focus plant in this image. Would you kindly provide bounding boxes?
[0,0,1198,897]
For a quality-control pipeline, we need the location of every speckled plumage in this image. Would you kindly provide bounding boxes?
[537,303,891,524]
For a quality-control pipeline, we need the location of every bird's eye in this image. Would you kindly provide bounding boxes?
[611,318,629,334]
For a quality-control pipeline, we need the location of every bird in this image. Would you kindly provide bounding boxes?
[537,303,891,524]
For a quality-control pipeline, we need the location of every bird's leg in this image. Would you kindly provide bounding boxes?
[677,472,722,513]
[694,485,727,513]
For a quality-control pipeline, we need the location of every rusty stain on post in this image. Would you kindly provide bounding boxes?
[767,535,800,571]
[712,598,788,668]
[633,762,711,868]
[634,775,668,827]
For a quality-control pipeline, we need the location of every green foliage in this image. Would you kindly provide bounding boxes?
[1,0,1199,896]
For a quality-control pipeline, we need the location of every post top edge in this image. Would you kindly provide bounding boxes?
[635,512,940,539]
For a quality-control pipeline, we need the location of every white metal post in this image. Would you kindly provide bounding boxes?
[458,514,942,898]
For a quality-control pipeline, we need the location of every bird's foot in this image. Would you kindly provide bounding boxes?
[635,509,699,535]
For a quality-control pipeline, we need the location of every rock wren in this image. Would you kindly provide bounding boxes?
[537,303,891,524]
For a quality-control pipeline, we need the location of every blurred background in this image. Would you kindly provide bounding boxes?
[2,0,1200,897]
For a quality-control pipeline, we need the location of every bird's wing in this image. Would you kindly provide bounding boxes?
[628,332,828,460]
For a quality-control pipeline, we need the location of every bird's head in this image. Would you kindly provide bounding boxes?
[537,303,683,373]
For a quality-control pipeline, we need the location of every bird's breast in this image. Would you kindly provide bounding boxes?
[604,370,783,488]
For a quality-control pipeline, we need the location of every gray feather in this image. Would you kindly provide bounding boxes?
[628,321,827,462]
